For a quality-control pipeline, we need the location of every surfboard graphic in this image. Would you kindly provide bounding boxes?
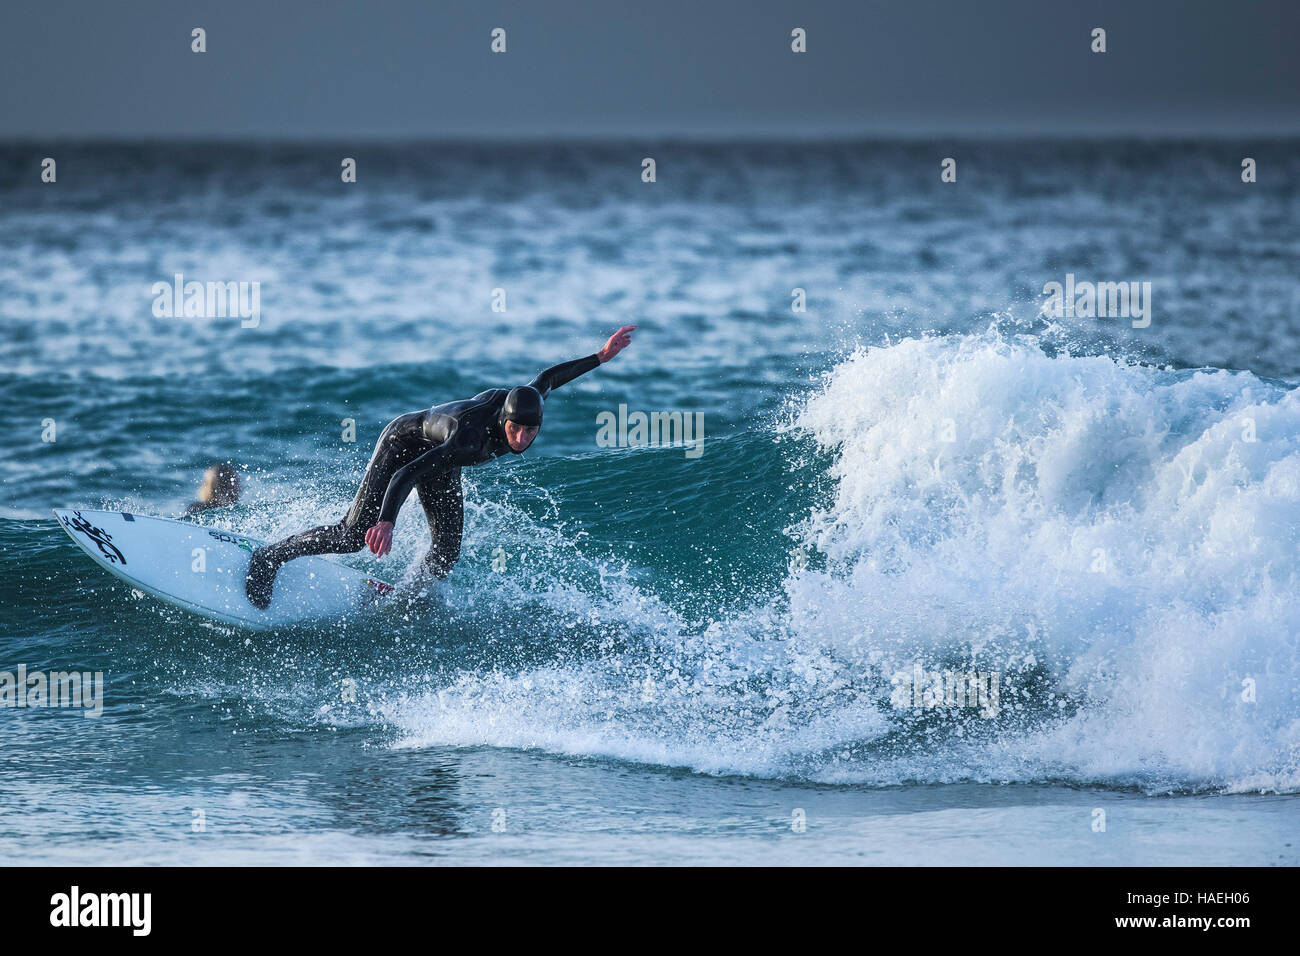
[53,509,394,630]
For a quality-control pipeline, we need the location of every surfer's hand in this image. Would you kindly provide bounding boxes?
[598,325,636,363]
[365,521,394,557]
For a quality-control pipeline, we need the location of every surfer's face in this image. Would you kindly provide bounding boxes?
[504,420,539,452]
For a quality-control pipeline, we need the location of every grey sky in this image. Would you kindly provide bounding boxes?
[2,0,1297,139]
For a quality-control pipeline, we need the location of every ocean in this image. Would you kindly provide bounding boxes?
[2,140,1298,865]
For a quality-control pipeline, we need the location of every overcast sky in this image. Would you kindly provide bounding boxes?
[2,0,1297,139]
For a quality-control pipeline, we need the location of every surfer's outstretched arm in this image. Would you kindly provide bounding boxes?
[528,325,637,397]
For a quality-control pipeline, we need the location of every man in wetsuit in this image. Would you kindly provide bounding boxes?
[244,325,636,609]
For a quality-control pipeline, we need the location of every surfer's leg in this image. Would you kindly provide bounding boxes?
[416,467,463,579]
[244,521,368,609]
[245,433,405,609]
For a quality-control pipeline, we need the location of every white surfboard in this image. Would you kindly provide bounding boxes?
[54,508,394,630]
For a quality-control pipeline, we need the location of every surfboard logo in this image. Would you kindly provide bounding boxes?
[61,511,127,565]
[365,578,394,596]
[207,530,256,553]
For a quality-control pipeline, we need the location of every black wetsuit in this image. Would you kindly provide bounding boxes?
[245,353,601,607]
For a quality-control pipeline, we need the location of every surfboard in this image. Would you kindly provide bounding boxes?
[53,508,394,630]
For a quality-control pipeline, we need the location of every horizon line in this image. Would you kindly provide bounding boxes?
[5,130,1300,146]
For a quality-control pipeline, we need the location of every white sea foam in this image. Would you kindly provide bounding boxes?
[784,326,1300,791]
[379,326,1300,792]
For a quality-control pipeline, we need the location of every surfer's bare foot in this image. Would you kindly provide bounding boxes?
[245,550,277,610]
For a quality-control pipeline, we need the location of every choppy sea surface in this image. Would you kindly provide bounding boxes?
[2,141,1299,864]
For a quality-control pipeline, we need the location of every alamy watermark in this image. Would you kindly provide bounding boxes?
[50,886,150,936]
[1041,273,1152,328]
[596,404,705,458]
[151,272,261,328]
[1,664,104,718]
[890,662,1000,718]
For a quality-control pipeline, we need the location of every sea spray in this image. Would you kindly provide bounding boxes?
[788,327,1300,791]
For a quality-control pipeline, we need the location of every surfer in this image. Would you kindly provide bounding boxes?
[184,464,242,515]
[244,325,637,609]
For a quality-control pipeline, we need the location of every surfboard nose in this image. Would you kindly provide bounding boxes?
[52,508,393,630]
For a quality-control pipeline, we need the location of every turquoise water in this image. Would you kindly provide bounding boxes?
[2,141,1299,864]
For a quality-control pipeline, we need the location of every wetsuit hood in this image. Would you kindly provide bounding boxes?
[500,385,544,429]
